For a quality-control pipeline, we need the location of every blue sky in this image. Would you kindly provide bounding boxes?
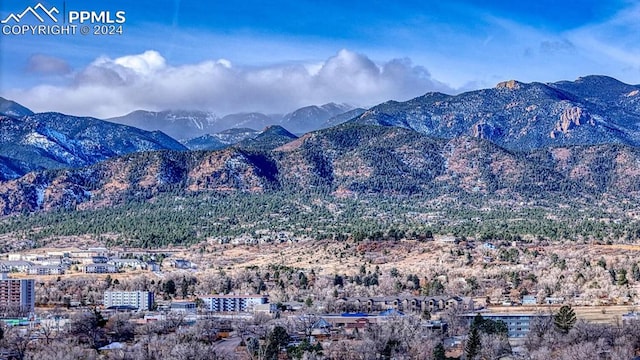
[1,0,639,118]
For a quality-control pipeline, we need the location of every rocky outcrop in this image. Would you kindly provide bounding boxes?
[496,80,523,90]
[550,107,594,138]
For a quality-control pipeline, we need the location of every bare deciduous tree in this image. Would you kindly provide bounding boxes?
[3,325,33,360]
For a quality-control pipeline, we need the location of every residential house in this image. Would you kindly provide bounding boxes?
[84,264,118,274]
[171,259,192,269]
[544,297,564,305]
[522,295,537,305]
[92,256,109,264]
[37,257,63,266]
[0,261,33,273]
[483,242,497,250]
[27,265,66,275]
[46,251,69,258]
[108,259,146,270]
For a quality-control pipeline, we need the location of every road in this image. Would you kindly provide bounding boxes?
[213,336,243,357]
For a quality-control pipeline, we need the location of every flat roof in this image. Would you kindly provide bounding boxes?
[201,295,267,299]
[461,312,551,317]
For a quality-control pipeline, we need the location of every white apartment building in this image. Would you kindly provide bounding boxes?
[200,295,268,313]
[103,291,154,311]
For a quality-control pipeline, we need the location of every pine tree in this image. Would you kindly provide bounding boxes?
[554,305,576,334]
[163,279,176,297]
[465,326,481,360]
[617,269,629,286]
[633,263,640,281]
[433,342,446,360]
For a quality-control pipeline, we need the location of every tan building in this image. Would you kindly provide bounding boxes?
[0,273,35,313]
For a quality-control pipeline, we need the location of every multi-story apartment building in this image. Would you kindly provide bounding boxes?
[84,264,118,274]
[0,274,35,313]
[103,291,154,311]
[200,295,268,313]
[462,312,552,338]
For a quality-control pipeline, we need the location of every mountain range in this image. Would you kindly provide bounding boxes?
[2,75,640,216]
[108,102,357,140]
[3,122,640,215]
[354,75,640,150]
[0,112,185,181]
[182,128,261,151]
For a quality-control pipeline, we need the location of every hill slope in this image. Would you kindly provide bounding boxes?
[4,123,640,215]
[0,97,33,118]
[0,112,186,181]
[183,128,259,150]
[354,76,640,150]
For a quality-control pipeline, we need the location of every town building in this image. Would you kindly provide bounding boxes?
[107,258,146,270]
[521,295,537,305]
[461,312,551,339]
[103,291,154,311]
[200,295,268,313]
[0,261,33,273]
[84,264,118,274]
[146,262,161,272]
[27,265,66,275]
[170,301,197,313]
[622,312,640,323]
[171,259,192,269]
[544,297,564,305]
[338,296,473,314]
[91,256,109,264]
[0,274,35,313]
[70,248,108,259]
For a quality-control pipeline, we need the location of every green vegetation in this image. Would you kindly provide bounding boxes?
[554,305,577,334]
[1,187,640,248]
[465,324,481,360]
[465,314,509,360]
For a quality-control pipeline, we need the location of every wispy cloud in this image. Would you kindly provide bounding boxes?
[566,3,640,70]
[25,54,72,76]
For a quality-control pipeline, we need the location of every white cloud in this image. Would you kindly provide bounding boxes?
[5,49,453,119]
[112,50,167,75]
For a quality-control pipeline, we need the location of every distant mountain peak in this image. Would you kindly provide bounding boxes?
[182,128,259,151]
[108,110,219,140]
[260,125,297,137]
[109,103,360,139]
[574,74,624,84]
[0,97,34,118]
[280,103,356,134]
[320,102,353,112]
[219,127,258,135]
